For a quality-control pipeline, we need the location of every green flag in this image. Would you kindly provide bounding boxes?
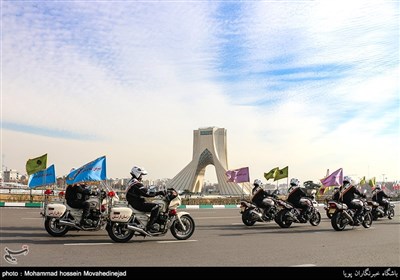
[274,166,289,181]
[26,154,47,175]
[360,176,366,185]
[368,177,376,187]
[264,167,278,181]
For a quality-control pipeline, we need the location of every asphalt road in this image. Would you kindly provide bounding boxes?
[1,207,399,268]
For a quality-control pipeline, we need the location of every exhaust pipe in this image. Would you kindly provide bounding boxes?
[127,225,152,236]
[58,220,78,227]
[342,211,354,224]
[250,209,263,221]
[376,208,385,215]
[288,211,300,222]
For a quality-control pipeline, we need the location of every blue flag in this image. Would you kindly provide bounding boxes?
[28,164,56,189]
[66,156,107,185]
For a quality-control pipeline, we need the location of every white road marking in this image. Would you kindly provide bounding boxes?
[195,216,238,219]
[156,240,198,244]
[291,264,317,267]
[64,243,113,246]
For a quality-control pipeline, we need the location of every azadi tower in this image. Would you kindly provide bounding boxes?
[166,127,252,195]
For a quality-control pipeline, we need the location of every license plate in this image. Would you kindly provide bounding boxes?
[328,208,336,214]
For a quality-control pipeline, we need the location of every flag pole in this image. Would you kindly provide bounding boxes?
[287,177,289,194]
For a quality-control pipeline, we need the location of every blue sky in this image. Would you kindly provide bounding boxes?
[2,0,399,184]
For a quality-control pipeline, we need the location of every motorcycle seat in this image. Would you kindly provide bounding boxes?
[128,205,149,215]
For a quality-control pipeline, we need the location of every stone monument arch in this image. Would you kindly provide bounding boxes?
[166,127,252,195]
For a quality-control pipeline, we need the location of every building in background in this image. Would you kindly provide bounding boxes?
[166,127,252,195]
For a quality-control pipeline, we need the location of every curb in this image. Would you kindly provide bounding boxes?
[179,204,240,209]
[0,202,43,207]
[0,201,239,209]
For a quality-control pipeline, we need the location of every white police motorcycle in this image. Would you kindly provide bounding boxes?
[106,187,195,243]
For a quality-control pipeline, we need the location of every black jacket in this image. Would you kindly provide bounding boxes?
[251,187,273,206]
[341,185,364,204]
[331,189,340,201]
[372,190,389,203]
[287,187,307,205]
[125,178,156,203]
[65,184,91,204]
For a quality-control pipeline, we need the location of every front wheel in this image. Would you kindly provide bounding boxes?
[107,222,134,243]
[171,214,195,240]
[44,217,69,237]
[310,211,321,226]
[362,212,373,228]
[242,209,256,226]
[275,209,293,228]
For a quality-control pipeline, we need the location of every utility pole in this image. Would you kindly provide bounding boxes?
[1,154,4,186]
[382,174,385,184]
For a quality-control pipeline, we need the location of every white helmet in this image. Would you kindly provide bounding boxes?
[375,184,381,190]
[253,179,263,187]
[290,178,300,187]
[343,176,352,184]
[130,166,148,178]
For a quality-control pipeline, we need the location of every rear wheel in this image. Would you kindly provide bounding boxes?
[371,210,379,221]
[107,222,134,243]
[276,209,293,228]
[331,212,346,231]
[44,217,69,237]
[242,209,256,226]
[171,214,195,240]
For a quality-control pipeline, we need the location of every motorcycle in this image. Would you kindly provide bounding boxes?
[106,188,195,243]
[329,196,373,231]
[275,191,321,228]
[322,188,341,219]
[240,189,281,226]
[367,199,395,220]
[324,197,339,219]
[43,184,118,237]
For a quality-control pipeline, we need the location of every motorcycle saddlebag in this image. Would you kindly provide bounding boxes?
[46,203,66,218]
[110,207,133,222]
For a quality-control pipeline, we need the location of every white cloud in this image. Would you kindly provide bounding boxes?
[2,1,399,184]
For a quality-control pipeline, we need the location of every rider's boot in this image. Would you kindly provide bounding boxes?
[80,207,91,227]
[146,214,158,233]
[354,211,363,225]
[262,206,271,220]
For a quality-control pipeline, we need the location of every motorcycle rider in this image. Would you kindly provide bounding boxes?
[65,183,93,227]
[286,178,311,221]
[340,176,366,224]
[125,166,166,233]
[331,186,341,201]
[251,179,275,218]
[372,184,390,215]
